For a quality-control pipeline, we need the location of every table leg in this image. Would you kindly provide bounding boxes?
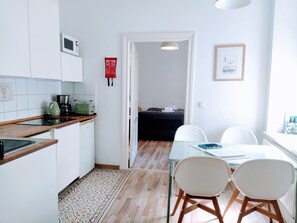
[167,161,173,223]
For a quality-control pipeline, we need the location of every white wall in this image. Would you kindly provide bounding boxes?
[266,0,297,132]
[136,42,187,111]
[59,0,273,166]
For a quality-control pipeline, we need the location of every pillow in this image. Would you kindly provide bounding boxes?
[169,105,178,111]
[162,107,174,112]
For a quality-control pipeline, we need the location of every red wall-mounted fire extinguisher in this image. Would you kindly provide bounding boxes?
[105,57,117,86]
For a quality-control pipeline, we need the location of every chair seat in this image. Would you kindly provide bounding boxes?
[172,156,231,223]
[174,125,208,142]
[223,159,295,223]
[220,126,258,145]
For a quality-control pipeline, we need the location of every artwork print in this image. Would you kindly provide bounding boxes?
[214,44,246,81]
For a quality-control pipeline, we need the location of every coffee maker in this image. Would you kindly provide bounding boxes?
[56,95,71,116]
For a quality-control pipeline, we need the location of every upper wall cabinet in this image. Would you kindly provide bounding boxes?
[28,0,61,80]
[0,0,31,77]
[61,52,83,82]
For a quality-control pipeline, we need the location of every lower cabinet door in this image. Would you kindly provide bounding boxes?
[79,119,95,177]
[0,145,58,223]
[55,123,80,192]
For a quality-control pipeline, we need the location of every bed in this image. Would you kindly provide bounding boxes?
[138,107,184,141]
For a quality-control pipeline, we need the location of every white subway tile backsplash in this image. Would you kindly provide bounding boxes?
[17,110,29,119]
[2,77,16,86]
[0,102,4,113]
[16,95,28,110]
[61,82,74,95]
[0,77,94,123]
[84,94,95,103]
[28,79,38,95]
[16,78,28,95]
[28,95,40,109]
[46,81,55,94]
[37,80,47,94]
[84,82,95,95]
[0,113,4,122]
[28,109,39,117]
[4,111,17,121]
[54,81,61,94]
[73,94,85,102]
[4,98,17,112]
[46,95,53,104]
[74,82,85,94]
[40,94,49,108]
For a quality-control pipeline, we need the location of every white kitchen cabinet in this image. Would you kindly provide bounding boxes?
[29,130,53,139]
[79,119,95,177]
[0,145,58,223]
[61,52,83,82]
[54,123,80,192]
[0,0,30,77]
[28,0,61,80]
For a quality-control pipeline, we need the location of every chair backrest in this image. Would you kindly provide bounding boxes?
[232,159,295,200]
[174,125,208,142]
[174,156,231,197]
[220,126,258,145]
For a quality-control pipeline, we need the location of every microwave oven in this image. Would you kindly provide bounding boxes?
[60,33,79,56]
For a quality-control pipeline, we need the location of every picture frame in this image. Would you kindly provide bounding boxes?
[214,44,246,81]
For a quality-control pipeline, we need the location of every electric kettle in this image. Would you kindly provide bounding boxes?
[47,101,60,116]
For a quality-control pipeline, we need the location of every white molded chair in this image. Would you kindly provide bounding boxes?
[220,126,258,145]
[172,156,231,223]
[174,125,208,142]
[223,159,295,223]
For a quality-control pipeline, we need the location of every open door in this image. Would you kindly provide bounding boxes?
[128,43,139,167]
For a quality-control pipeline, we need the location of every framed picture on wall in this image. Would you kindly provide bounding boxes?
[214,44,246,81]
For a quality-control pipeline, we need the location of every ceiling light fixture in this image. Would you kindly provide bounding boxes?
[160,42,179,51]
[215,0,251,9]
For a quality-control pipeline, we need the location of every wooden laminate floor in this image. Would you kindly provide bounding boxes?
[102,140,270,223]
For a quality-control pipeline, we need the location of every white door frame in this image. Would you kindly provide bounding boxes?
[121,31,196,169]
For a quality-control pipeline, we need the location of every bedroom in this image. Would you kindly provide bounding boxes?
[136,41,188,142]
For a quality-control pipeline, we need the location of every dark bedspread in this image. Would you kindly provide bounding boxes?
[138,108,184,141]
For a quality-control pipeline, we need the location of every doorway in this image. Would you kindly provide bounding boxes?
[121,32,196,169]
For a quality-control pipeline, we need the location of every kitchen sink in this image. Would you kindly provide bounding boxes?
[0,138,37,159]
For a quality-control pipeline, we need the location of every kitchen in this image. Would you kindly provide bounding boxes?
[0,109,96,223]
[1,0,297,222]
[0,0,97,221]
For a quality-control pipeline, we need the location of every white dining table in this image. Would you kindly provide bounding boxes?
[166,141,297,223]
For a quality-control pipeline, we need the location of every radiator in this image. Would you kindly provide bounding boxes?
[263,139,296,223]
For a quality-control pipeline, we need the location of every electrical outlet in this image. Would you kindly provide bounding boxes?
[0,83,13,101]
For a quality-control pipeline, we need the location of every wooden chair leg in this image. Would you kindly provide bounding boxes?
[212,197,224,223]
[237,196,249,223]
[267,202,273,223]
[223,188,240,217]
[171,188,184,216]
[178,194,189,223]
[271,200,285,223]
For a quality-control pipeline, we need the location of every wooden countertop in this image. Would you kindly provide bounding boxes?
[0,114,97,165]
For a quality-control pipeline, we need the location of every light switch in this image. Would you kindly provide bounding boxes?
[0,83,13,101]
[198,102,206,108]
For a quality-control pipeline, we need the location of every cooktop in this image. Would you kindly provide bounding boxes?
[17,118,74,126]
